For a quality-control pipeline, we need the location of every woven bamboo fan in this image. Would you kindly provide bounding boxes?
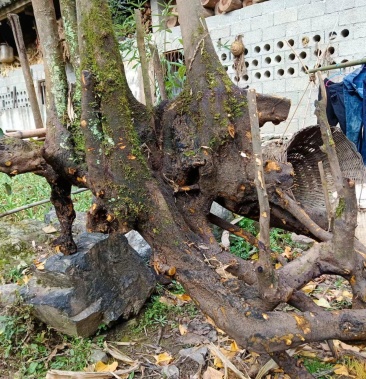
[282,125,366,244]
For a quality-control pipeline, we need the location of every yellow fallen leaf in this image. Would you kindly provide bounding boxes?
[282,246,292,259]
[213,356,223,368]
[154,352,173,366]
[127,154,136,160]
[275,262,283,269]
[95,361,118,372]
[213,348,236,368]
[342,290,353,299]
[297,350,317,358]
[230,340,239,352]
[334,364,350,376]
[179,324,188,336]
[301,282,317,294]
[251,253,259,260]
[175,293,191,302]
[35,261,45,271]
[313,298,331,308]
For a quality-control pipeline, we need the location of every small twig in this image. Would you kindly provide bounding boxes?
[318,161,334,231]
[149,43,167,101]
[248,89,281,301]
[208,343,250,379]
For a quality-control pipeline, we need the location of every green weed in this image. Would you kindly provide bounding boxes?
[0,299,97,378]
[229,217,300,260]
[302,358,334,378]
[0,173,92,222]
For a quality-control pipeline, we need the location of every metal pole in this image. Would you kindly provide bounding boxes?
[308,57,366,73]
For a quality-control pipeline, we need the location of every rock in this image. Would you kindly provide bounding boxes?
[0,284,19,305]
[290,233,315,246]
[0,219,51,249]
[179,346,208,365]
[45,209,152,260]
[161,365,179,379]
[210,202,234,240]
[125,230,152,260]
[210,202,233,222]
[21,232,156,337]
[0,219,52,271]
[44,208,87,236]
[90,349,108,363]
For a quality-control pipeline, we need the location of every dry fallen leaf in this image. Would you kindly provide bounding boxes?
[203,366,223,379]
[42,225,58,234]
[179,324,188,336]
[301,282,317,294]
[154,352,173,366]
[175,293,191,302]
[95,361,118,372]
[35,261,45,271]
[333,364,350,376]
[313,298,331,308]
[230,340,239,352]
[228,124,235,138]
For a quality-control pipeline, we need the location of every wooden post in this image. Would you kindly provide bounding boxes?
[149,43,168,101]
[201,0,220,9]
[8,14,44,129]
[248,89,288,306]
[219,0,243,13]
[135,10,154,109]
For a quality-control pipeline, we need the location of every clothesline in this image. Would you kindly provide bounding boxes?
[308,57,366,73]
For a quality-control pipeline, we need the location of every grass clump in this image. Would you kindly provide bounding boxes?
[0,299,98,378]
[0,173,92,222]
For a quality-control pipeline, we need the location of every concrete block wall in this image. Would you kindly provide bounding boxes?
[0,64,46,130]
[156,0,366,136]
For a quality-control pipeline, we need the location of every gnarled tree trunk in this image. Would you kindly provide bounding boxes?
[1,0,366,377]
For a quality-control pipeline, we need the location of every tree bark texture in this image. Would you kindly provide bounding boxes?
[1,0,366,377]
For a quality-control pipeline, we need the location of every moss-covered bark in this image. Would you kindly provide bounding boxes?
[1,1,364,377]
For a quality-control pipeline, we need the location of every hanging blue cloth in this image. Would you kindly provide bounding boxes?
[343,64,366,164]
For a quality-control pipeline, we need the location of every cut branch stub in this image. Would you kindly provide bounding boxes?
[219,0,243,12]
[201,0,220,8]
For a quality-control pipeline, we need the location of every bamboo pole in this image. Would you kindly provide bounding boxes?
[308,57,366,73]
[149,43,168,101]
[5,128,47,139]
[8,14,44,129]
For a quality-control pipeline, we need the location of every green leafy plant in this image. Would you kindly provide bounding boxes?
[0,299,97,378]
[229,217,301,260]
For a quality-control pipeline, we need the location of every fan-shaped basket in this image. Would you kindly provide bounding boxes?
[283,125,366,243]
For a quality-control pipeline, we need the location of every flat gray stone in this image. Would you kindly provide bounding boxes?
[161,365,179,379]
[125,230,152,260]
[179,346,208,365]
[21,232,156,337]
